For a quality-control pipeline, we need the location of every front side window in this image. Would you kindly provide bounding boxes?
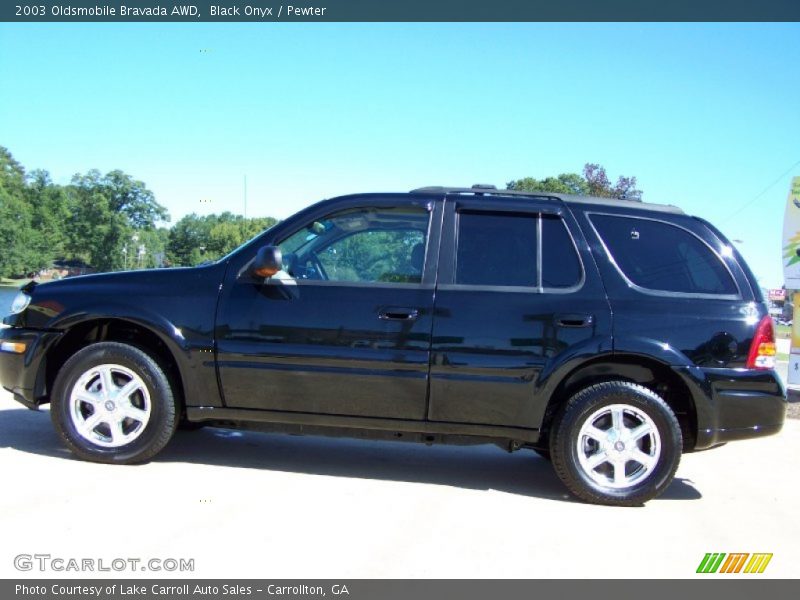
[590,214,737,296]
[277,206,429,284]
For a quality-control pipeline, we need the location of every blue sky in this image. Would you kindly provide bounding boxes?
[0,23,797,288]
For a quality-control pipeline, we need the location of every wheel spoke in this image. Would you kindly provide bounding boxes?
[80,412,103,435]
[586,450,610,470]
[107,418,124,444]
[629,423,653,443]
[629,449,656,470]
[611,407,625,433]
[583,425,608,443]
[123,406,148,424]
[117,379,142,401]
[99,367,116,399]
[74,391,100,407]
[613,459,627,485]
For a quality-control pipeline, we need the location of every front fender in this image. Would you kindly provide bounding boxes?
[39,304,220,409]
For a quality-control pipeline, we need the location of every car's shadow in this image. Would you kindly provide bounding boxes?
[0,407,701,503]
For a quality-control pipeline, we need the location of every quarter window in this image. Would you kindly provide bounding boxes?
[542,215,582,288]
[590,214,737,295]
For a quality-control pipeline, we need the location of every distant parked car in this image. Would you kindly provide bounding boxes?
[0,185,787,505]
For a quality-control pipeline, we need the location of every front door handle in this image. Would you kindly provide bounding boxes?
[556,313,594,328]
[379,307,420,321]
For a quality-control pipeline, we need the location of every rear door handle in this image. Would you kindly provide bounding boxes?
[379,307,420,321]
[556,313,594,328]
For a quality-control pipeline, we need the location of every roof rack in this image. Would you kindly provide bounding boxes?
[410,185,552,198]
[409,185,683,214]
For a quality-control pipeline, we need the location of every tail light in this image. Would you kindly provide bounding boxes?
[746,315,776,369]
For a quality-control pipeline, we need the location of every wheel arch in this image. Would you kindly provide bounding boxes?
[538,353,698,452]
[36,316,188,415]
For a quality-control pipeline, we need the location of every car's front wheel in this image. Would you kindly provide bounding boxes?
[51,342,178,464]
[550,381,682,506]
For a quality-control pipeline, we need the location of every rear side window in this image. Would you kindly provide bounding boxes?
[590,214,737,296]
[456,212,537,286]
[455,211,582,289]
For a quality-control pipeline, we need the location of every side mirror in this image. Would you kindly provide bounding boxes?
[252,246,283,278]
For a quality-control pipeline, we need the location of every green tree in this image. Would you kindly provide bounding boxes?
[207,214,277,258]
[168,213,277,267]
[0,147,51,277]
[167,213,215,266]
[65,188,131,272]
[71,169,169,229]
[508,163,642,200]
[26,169,70,261]
[65,169,169,271]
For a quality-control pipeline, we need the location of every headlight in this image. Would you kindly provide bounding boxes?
[10,291,31,314]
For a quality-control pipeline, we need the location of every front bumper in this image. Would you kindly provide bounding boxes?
[0,326,62,409]
[675,366,787,450]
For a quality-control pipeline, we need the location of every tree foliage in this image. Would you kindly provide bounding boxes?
[167,212,277,267]
[507,163,643,200]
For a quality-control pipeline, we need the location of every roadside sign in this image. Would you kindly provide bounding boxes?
[782,176,800,288]
[790,293,800,385]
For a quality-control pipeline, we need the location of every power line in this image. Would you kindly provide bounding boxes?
[721,158,800,224]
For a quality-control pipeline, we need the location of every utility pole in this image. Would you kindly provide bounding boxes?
[244,175,248,219]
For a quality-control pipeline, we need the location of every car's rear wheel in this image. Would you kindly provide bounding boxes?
[550,381,682,506]
[51,342,178,464]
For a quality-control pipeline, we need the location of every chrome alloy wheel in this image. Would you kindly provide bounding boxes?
[576,403,661,489]
[68,364,151,448]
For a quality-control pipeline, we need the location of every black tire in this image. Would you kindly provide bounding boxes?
[50,342,178,464]
[549,381,682,506]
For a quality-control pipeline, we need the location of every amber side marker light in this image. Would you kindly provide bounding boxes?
[0,341,27,354]
[746,316,776,369]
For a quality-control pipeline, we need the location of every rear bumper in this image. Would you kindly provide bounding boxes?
[674,366,787,450]
[0,326,62,408]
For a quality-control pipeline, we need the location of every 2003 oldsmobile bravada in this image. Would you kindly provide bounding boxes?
[0,185,786,505]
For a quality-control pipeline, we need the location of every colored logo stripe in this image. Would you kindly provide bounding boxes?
[697,553,726,573]
[697,553,773,574]
[720,553,749,573]
[744,553,773,574]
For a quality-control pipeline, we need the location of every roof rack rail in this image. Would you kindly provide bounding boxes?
[409,185,552,198]
[409,185,646,204]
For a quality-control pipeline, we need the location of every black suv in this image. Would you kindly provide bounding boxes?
[0,186,786,505]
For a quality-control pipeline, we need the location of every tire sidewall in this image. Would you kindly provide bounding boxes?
[51,342,176,464]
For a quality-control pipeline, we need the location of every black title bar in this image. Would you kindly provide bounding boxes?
[2,0,800,22]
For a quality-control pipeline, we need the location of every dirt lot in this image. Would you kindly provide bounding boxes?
[0,388,798,579]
